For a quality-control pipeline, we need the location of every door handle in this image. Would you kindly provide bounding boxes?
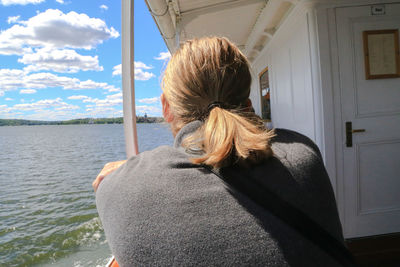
[346,122,366,147]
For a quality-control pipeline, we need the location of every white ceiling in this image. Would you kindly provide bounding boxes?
[178,1,266,49]
[146,0,296,61]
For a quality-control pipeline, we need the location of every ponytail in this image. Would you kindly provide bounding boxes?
[187,107,274,168]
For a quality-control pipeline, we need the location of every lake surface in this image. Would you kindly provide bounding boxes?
[0,123,174,266]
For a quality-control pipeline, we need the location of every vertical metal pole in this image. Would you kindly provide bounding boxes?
[122,0,139,157]
[175,15,181,47]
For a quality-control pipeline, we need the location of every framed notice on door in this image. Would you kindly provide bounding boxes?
[363,29,400,79]
[259,66,271,121]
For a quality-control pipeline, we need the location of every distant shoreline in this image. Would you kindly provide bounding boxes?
[0,116,164,126]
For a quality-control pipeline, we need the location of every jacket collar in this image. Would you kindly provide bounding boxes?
[173,120,203,149]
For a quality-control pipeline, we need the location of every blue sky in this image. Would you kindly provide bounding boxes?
[0,0,169,120]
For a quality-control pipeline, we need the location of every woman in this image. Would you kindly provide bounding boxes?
[94,37,349,266]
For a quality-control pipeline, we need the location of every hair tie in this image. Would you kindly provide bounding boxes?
[207,101,224,112]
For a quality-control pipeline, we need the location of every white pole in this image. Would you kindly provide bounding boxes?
[122,0,139,157]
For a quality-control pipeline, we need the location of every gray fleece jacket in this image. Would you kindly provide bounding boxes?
[96,121,344,266]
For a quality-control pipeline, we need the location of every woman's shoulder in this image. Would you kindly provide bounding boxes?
[271,128,323,161]
[96,145,196,196]
[125,145,198,171]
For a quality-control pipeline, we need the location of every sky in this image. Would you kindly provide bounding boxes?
[0,0,169,120]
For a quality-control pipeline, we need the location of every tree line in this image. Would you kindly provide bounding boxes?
[0,116,164,126]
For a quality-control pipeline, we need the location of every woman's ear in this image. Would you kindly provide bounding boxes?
[161,93,174,123]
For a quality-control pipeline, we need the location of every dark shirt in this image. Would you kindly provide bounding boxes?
[96,121,344,266]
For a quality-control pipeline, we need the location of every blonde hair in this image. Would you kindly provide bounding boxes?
[162,37,274,168]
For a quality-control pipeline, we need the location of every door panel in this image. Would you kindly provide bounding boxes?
[336,4,400,238]
[358,141,400,214]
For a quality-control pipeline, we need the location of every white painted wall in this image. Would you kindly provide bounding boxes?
[249,3,338,193]
[250,5,319,144]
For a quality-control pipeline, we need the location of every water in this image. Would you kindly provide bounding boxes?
[0,123,174,266]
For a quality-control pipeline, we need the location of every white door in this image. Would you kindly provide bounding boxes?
[336,4,400,238]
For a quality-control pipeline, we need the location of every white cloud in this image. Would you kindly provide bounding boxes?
[136,105,162,116]
[15,109,78,120]
[82,92,122,107]
[13,97,79,111]
[135,68,155,81]
[5,98,13,101]
[20,89,37,94]
[0,104,12,115]
[106,92,122,99]
[24,72,77,89]
[54,106,74,111]
[82,107,122,118]
[107,87,121,93]
[114,62,155,81]
[7,15,20,24]
[100,4,108,10]
[0,9,119,55]
[68,79,115,91]
[135,61,152,69]
[0,0,45,6]
[1,97,123,120]
[135,61,154,81]
[112,64,121,76]
[0,69,26,91]
[154,51,171,61]
[68,95,88,100]
[20,48,103,73]
[138,97,160,104]
[0,68,119,93]
[0,90,4,96]
[0,42,32,56]
[55,0,63,3]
